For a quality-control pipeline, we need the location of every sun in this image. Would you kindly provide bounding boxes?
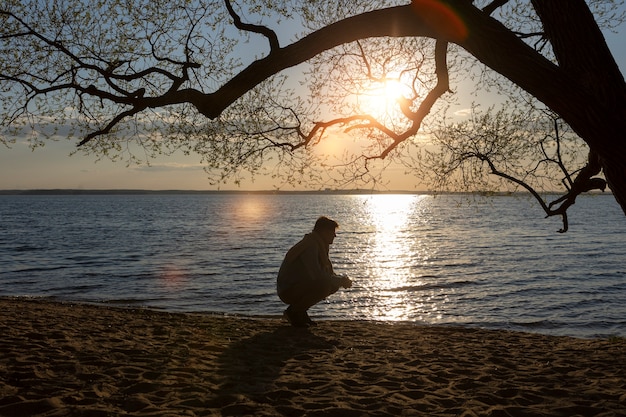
[361,77,412,121]
[382,79,405,101]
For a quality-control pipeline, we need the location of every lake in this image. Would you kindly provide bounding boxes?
[1,192,624,338]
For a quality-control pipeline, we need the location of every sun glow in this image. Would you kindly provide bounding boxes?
[382,79,406,101]
[361,77,413,122]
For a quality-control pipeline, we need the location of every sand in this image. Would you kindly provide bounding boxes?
[0,298,625,417]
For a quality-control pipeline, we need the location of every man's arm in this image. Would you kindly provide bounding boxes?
[298,241,352,289]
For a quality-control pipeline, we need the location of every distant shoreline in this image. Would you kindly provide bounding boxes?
[0,189,612,196]
[0,188,421,195]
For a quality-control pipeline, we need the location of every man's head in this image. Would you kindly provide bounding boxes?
[313,216,338,245]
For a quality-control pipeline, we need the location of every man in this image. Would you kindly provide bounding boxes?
[277,216,352,327]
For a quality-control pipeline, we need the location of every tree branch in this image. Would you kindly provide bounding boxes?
[224,0,280,52]
[77,106,147,146]
[547,150,606,217]
[482,0,510,16]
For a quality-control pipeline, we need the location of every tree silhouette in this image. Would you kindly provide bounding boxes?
[1,0,625,228]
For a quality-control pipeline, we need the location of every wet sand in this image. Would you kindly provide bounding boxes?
[1,297,625,416]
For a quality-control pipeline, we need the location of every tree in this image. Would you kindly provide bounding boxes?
[417,104,607,232]
[1,0,625,227]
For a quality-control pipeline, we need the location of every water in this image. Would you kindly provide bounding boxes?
[1,192,624,339]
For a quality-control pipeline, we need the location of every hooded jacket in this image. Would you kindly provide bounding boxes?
[277,231,340,296]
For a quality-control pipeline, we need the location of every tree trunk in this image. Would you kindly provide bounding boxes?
[448,0,626,214]
[531,0,626,215]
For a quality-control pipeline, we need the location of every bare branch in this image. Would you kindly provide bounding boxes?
[224,0,280,52]
[78,106,147,146]
[547,150,607,229]
[482,0,510,16]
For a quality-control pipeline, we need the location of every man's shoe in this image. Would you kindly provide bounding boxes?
[303,311,317,326]
[284,307,309,328]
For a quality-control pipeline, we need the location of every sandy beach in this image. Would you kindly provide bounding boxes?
[1,298,625,416]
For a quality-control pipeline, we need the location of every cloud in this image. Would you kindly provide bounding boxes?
[454,108,472,117]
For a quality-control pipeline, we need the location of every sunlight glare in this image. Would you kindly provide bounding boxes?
[233,196,268,223]
[356,194,425,321]
[383,79,405,101]
[362,77,412,121]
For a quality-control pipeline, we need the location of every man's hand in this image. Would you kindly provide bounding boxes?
[340,275,352,289]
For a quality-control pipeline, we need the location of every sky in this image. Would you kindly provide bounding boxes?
[1,4,625,191]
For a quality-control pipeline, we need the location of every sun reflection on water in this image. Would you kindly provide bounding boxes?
[350,194,443,321]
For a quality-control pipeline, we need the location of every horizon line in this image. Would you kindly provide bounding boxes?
[0,188,611,196]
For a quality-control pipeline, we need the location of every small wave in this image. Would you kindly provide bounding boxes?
[100,298,160,306]
[12,245,45,252]
[12,265,67,273]
[505,319,626,338]
[510,319,563,330]
[389,280,475,293]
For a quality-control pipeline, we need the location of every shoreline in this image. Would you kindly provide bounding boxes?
[3,295,622,340]
[4,295,621,341]
[1,297,625,416]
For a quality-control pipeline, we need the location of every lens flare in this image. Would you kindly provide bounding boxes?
[159,264,186,290]
[411,0,468,42]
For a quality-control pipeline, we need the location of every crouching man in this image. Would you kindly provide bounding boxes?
[277,216,352,327]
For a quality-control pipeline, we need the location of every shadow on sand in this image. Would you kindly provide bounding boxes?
[211,323,338,414]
